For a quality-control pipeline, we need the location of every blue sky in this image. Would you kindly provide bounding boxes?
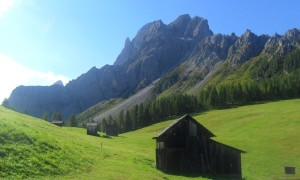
[0,0,300,101]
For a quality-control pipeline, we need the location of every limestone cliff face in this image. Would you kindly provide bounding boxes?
[227,30,269,66]
[263,28,300,55]
[7,15,300,119]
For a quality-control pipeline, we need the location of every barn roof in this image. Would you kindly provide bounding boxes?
[86,123,98,127]
[210,139,246,153]
[153,114,215,139]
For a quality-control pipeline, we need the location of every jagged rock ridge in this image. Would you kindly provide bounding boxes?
[7,15,300,119]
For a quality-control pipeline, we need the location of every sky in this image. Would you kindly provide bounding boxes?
[0,0,299,102]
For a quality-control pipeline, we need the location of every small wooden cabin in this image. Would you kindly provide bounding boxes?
[52,120,64,127]
[106,125,118,136]
[153,114,245,178]
[86,123,98,136]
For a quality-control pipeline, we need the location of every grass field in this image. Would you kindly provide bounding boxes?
[1,99,300,179]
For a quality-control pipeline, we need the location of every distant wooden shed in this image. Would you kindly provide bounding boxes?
[86,123,98,136]
[52,120,64,127]
[106,125,118,136]
[153,114,245,178]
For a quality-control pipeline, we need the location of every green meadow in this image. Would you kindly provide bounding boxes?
[1,99,300,179]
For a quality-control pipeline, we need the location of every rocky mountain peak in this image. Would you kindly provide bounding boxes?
[263,29,300,55]
[115,15,213,66]
[114,37,133,65]
[52,80,64,87]
[189,33,238,64]
[171,14,191,25]
[184,16,213,40]
[125,37,132,46]
[240,29,257,41]
[228,30,269,65]
[168,14,192,36]
[134,20,167,42]
[284,28,300,39]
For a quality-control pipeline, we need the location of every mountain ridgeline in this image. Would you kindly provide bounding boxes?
[6,14,300,121]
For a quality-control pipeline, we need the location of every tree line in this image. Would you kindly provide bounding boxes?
[97,48,300,133]
[97,94,202,133]
[3,49,298,132]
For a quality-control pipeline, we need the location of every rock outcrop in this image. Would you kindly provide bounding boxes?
[7,15,300,119]
[228,30,269,65]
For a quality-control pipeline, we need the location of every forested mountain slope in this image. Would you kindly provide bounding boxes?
[6,15,300,122]
[80,30,300,131]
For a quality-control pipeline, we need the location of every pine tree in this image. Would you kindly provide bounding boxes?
[124,110,132,131]
[130,105,138,129]
[51,112,62,121]
[101,118,107,132]
[117,110,125,133]
[41,112,49,121]
[2,98,10,108]
[207,86,218,107]
[68,114,77,127]
[137,103,144,127]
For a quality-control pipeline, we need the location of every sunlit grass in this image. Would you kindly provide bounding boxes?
[193,99,300,179]
[1,99,300,179]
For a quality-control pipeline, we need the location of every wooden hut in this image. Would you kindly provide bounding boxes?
[106,125,118,136]
[86,123,98,136]
[153,114,245,178]
[52,120,64,127]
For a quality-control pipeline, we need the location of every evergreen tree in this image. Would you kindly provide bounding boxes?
[51,112,63,121]
[108,115,113,125]
[124,110,132,131]
[130,105,138,129]
[41,112,49,121]
[117,110,125,133]
[143,103,151,126]
[2,98,10,108]
[137,103,144,127]
[101,118,107,132]
[68,114,77,127]
[207,86,218,107]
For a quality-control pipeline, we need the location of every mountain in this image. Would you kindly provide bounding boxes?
[53,80,64,86]
[6,15,300,120]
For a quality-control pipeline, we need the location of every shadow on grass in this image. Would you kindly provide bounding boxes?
[192,100,280,117]
[162,170,245,180]
[102,135,112,139]
[92,132,126,139]
[213,98,297,111]
[102,134,125,139]
[86,133,101,137]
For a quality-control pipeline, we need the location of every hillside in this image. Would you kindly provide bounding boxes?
[0,106,97,179]
[76,79,158,126]
[1,99,300,179]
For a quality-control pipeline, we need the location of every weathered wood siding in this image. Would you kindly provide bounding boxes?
[106,125,118,136]
[154,115,244,178]
[86,123,98,136]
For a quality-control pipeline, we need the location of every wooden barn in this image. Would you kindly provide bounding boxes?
[52,120,64,127]
[153,114,245,178]
[86,123,98,136]
[106,124,118,136]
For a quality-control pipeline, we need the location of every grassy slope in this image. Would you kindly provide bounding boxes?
[1,99,300,179]
[196,99,300,179]
[0,107,98,179]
